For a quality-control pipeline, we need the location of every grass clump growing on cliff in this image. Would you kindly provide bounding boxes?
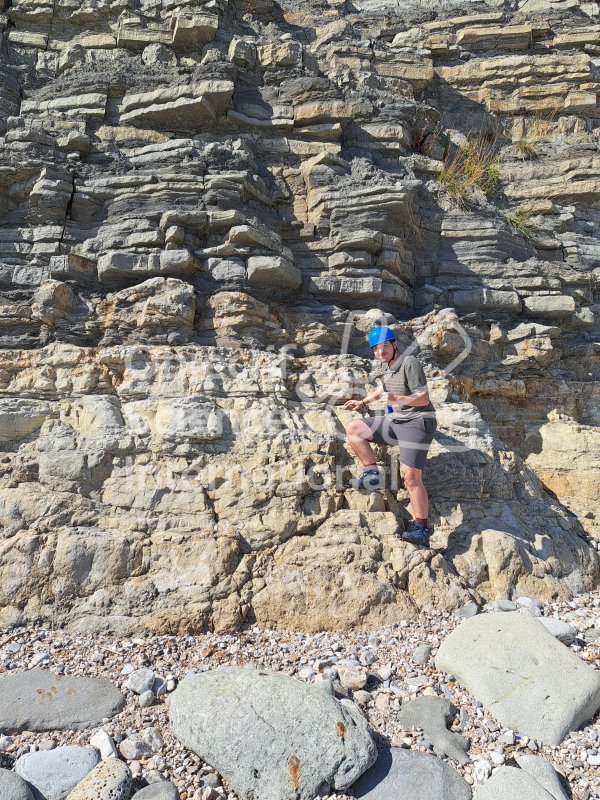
[514,139,538,159]
[506,207,531,238]
[438,136,501,207]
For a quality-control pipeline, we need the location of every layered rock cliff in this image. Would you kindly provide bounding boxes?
[0,0,598,633]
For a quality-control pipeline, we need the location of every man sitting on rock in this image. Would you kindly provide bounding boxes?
[343,326,437,547]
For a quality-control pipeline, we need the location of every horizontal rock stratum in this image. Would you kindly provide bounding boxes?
[0,0,598,632]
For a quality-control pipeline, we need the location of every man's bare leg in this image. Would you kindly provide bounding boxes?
[345,419,377,466]
[402,465,428,518]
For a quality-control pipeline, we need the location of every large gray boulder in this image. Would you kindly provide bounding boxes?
[473,766,557,800]
[169,666,377,800]
[16,747,100,800]
[0,670,125,731]
[352,748,472,799]
[0,769,35,800]
[435,612,600,745]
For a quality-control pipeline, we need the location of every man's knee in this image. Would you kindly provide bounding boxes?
[402,466,423,489]
[345,420,374,444]
[346,419,366,437]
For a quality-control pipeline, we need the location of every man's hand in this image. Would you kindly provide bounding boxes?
[344,399,365,411]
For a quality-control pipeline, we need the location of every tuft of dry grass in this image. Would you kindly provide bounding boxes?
[506,207,531,237]
[438,135,501,207]
[514,139,538,159]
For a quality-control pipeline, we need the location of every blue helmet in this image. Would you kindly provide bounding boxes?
[368,326,396,348]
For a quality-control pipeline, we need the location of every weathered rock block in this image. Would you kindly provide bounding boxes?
[169,667,378,800]
[435,612,600,745]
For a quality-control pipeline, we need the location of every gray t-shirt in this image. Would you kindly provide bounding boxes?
[375,355,435,422]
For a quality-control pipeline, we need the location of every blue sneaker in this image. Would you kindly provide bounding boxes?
[356,467,384,492]
[404,522,432,547]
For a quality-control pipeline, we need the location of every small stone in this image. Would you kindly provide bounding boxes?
[140,728,163,753]
[126,668,155,695]
[298,666,316,681]
[412,644,433,666]
[493,600,517,612]
[90,729,118,760]
[337,666,368,691]
[499,731,516,746]
[119,735,153,760]
[139,690,155,708]
[28,652,50,669]
[473,759,491,782]
[456,602,480,619]
[39,739,56,751]
[145,770,166,784]
[130,760,142,777]
[200,772,220,788]
[515,597,542,617]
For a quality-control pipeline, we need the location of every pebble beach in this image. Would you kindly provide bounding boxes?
[1,593,599,800]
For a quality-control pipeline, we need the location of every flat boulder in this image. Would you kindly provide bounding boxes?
[169,666,377,800]
[435,612,600,745]
[352,748,472,799]
[0,670,125,732]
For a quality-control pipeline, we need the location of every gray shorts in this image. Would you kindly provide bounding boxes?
[363,414,437,470]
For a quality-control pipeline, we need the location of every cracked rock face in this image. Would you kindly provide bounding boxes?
[0,0,598,632]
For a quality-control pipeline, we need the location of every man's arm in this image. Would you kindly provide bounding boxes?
[385,389,430,407]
